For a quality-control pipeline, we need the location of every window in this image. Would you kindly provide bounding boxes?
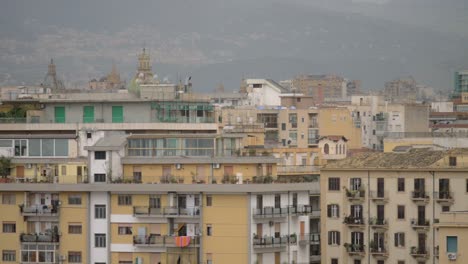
[149,195,161,208]
[68,224,82,234]
[394,232,405,247]
[133,166,142,183]
[14,139,27,157]
[118,226,132,235]
[397,205,405,219]
[328,178,340,191]
[2,223,16,233]
[331,259,338,264]
[449,156,457,166]
[2,194,15,204]
[447,236,458,253]
[95,205,106,219]
[466,179,468,192]
[2,250,15,262]
[68,251,82,263]
[351,231,364,245]
[289,114,297,128]
[94,174,106,183]
[328,231,340,245]
[377,261,384,264]
[324,143,329,154]
[398,178,405,192]
[397,261,405,264]
[206,253,213,264]
[118,195,132,205]
[354,260,361,264]
[327,204,340,218]
[86,132,92,139]
[281,123,286,130]
[274,194,281,208]
[206,195,212,207]
[442,206,450,212]
[68,194,82,205]
[95,151,106,160]
[206,224,212,236]
[95,234,106,247]
[350,178,361,191]
[61,165,66,176]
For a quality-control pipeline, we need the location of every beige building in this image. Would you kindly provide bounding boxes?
[293,74,347,103]
[436,211,468,264]
[321,147,468,264]
[318,107,362,149]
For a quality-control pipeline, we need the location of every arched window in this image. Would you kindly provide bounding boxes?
[324,143,329,154]
[338,144,342,154]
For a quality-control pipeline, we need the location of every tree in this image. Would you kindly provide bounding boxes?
[0,156,12,178]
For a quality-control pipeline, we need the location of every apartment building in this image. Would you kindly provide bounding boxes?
[0,182,319,264]
[321,147,468,264]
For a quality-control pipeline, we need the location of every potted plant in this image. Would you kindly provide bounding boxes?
[289,233,297,243]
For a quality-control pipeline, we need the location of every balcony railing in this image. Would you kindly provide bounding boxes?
[290,205,320,217]
[369,218,388,230]
[345,243,365,255]
[133,235,200,247]
[133,206,200,217]
[20,233,60,243]
[411,218,430,230]
[410,247,429,260]
[20,204,59,216]
[345,188,365,202]
[252,235,289,248]
[277,165,320,174]
[299,233,320,246]
[434,191,454,203]
[411,191,430,203]
[369,191,388,203]
[370,245,388,259]
[253,207,288,218]
[309,252,321,263]
[344,216,365,228]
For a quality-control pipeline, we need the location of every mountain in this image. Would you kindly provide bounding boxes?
[0,0,467,91]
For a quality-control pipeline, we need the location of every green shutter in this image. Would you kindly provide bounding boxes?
[83,106,94,123]
[112,106,123,123]
[54,106,65,123]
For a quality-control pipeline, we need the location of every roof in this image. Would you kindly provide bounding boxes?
[85,134,127,151]
[11,157,87,164]
[319,135,348,142]
[0,183,320,194]
[323,148,453,170]
[121,156,280,165]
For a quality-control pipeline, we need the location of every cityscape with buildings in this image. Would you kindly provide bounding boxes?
[1,1,468,264]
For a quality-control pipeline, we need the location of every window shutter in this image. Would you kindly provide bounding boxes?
[394,233,398,247]
[337,205,340,217]
[337,232,340,245]
[401,233,405,247]
[328,231,332,245]
[327,205,331,217]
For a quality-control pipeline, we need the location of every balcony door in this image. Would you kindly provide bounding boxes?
[377,178,384,197]
[377,204,385,221]
[418,206,425,224]
[373,232,385,250]
[414,178,425,193]
[351,205,363,219]
[350,178,361,191]
[418,233,426,251]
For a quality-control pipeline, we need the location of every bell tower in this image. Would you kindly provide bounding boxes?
[137,48,152,74]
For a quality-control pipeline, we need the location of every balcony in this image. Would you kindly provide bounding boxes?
[133,235,200,248]
[20,233,60,243]
[252,235,289,249]
[434,191,454,205]
[277,165,320,175]
[369,218,388,231]
[133,206,200,218]
[344,216,365,229]
[369,191,388,204]
[20,204,59,217]
[410,247,429,261]
[370,245,388,260]
[299,233,320,246]
[289,205,320,218]
[411,191,430,204]
[345,188,365,203]
[344,243,365,257]
[309,251,321,263]
[253,207,288,219]
[411,218,430,232]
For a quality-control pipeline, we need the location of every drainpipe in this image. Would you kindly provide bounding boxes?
[287,191,290,263]
[367,170,370,264]
[430,171,435,264]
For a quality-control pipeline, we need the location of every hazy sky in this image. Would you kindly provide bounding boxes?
[0,0,467,91]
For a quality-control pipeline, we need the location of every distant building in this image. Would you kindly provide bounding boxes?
[383,76,417,102]
[89,64,125,90]
[453,70,468,98]
[292,74,349,103]
[241,79,289,106]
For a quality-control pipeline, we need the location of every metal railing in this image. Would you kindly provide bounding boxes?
[133,235,200,247]
[252,235,289,247]
[277,165,320,173]
[344,216,365,225]
[369,191,388,200]
[133,206,200,217]
[345,243,365,253]
[20,204,59,216]
[434,191,453,200]
[369,218,387,226]
[411,218,430,227]
[410,246,429,256]
[20,233,59,243]
[253,207,289,218]
[298,233,320,245]
[411,191,429,199]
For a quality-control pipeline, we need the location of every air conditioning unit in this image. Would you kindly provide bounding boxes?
[448,253,457,260]
[175,163,182,170]
[59,255,66,261]
[212,163,220,169]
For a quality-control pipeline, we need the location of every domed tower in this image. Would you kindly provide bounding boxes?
[43,59,65,92]
[135,48,154,83]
